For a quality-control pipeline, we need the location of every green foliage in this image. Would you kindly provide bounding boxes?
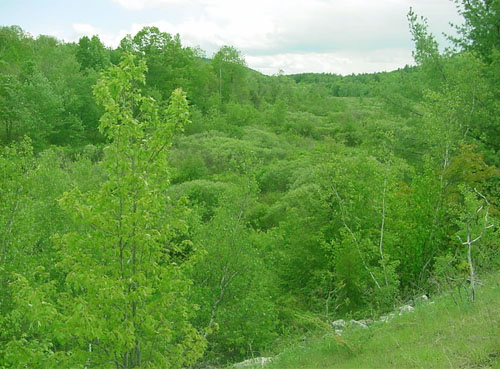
[0,270,62,369]
[256,272,500,369]
[0,74,28,143]
[1,4,500,366]
[452,0,500,62]
[0,138,35,314]
[168,180,230,220]
[2,55,206,368]
[212,45,248,102]
[188,188,279,362]
[63,54,203,368]
[76,35,110,72]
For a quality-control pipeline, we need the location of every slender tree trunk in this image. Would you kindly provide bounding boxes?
[457,189,493,302]
[379,180,388,287]
[219,65,222,101]
[466,225,475,302]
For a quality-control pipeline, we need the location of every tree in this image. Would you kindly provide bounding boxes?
[212,46,247,102]
[454,187,496,301]
[0,74,26,143]
[117,27,198,101]
[0,26,34,74]
[407,8,447,88]
[76,35,110,72]
[452,0,500,62]
[0,138,34,316]
[2,55,206,368]
[62,54,204,368]
[188,186,278,362]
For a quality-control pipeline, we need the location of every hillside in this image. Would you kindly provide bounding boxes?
[245,272,500,369]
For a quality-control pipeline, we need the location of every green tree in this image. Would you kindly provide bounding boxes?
[188,187,278,362]
[453,186,496,301]
[212,46,247,102]
[407,8,447,88]
[76,35,110,72]
[1,55,206,369]
[118,27,198,101]
[0,74,27,143]
[452,0,500,62]
[0,26,34,75]
[61,54,204,368]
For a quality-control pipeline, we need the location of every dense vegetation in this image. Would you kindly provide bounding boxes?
[253,272,500,368]
[1,0,499,367]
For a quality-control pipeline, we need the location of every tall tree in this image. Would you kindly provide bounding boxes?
[452,0,500,62]
[60,54,204,368]
[212,46,247,102]
[76,35,110,72]
[1,55,206,369]
[118,27,197,100]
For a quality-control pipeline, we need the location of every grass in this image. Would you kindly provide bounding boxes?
[247,274,500,369]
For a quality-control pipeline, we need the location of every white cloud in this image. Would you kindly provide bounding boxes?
[72,23,100,35]
[247,48,414,76]
[109,0,461,52]
[71,0,462,74]
[72,23,128,48]
[111,0,191,11]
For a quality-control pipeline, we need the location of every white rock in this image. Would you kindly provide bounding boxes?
[398,304,415,314]
[359,319,374,326]
[349,319,368,329]
[233,357,272,368]
[379,312,395,323]
[415,294,429,304]
[331,319,347,329]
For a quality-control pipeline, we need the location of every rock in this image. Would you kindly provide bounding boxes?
[415,294,429,304]
[349,319,369,329]
[398,304,415,314]
[359,319,374,326]
[331,319,347,329]
[379,313,395,323]
[233,357,272,368]
[334,329,343,335]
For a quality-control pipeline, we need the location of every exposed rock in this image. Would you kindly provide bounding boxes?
[233,357,272,368]
[379,312,395,323]
[349,319,369,329]
[331,319,347,329]
[359,319,374,326]
[415,294,429,304]
[398,304,415,314]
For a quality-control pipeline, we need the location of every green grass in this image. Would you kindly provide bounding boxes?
[249,274,500,369]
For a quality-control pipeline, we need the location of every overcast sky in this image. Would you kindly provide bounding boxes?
[0,0,463,75]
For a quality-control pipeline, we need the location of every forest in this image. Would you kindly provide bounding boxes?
[0,0,499,368]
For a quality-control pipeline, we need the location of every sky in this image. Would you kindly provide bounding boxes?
[0,0,463,75]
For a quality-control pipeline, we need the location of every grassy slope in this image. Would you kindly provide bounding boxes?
[249,274,500,369]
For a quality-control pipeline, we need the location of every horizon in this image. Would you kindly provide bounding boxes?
[0,0,463,76]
